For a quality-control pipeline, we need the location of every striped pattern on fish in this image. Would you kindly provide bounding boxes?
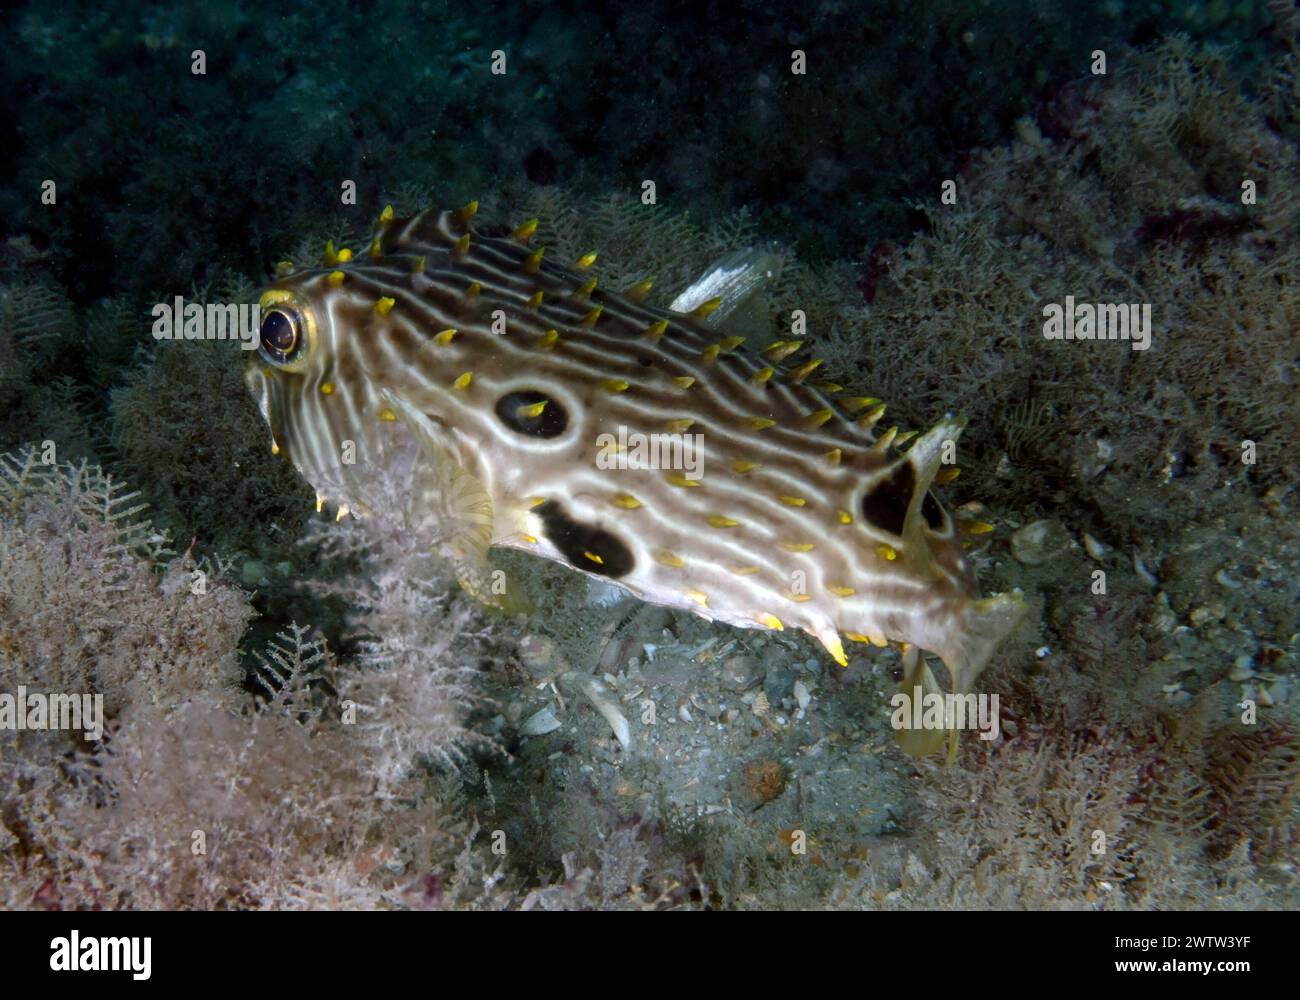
[246,203,1025,758]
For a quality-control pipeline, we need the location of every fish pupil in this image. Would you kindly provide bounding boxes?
[260,309,298,360]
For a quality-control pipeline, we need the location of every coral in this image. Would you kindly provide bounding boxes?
[819,721,1296,910]
[0,446,251,720]
[0,279,71,395]
[483,772,704,911]
[0,447,520,909]
[4,639,516,910]
[0,280,97,461]
[809,38,1300,543]
[110,335,313,557]
[296,435,503,774]
[1203,719,1300,863]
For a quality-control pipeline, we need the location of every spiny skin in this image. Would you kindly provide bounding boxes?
[247,206,1021,743]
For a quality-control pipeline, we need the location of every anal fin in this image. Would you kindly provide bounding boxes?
[894,644,953,761]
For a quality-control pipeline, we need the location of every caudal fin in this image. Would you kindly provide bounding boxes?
[943,590,1028,696]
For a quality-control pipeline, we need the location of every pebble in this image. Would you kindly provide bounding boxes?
[1132,552,1159,588]
[720,655,764,692]
[1189,604,1225,627]
[1009,519,1072,565]
[1149,592,1177,634]
[518,635,559,677]
[764,666,797,704]
[1082,531,1109,561]
[520,705,562,736]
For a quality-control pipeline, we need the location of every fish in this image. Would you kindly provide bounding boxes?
[246,202,1025,759]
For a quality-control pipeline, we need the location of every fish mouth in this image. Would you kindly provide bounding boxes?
[244,363,276,438]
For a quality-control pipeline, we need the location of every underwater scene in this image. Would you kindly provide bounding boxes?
[0,0,1297,912]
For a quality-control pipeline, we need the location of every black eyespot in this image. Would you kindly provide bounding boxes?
[921,490,947,532]
[860,461,915,537]
[535,500,634,578]
[496,390,568,438]
[260,308,300,364]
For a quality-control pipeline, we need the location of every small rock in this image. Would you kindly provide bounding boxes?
[721,655,764,693]
[520,705,562,736]
[1189,604,1225,627]
[1229,655,1254,682]
[1149,592,1177,634]
[736,758,787,808]
[1009,520,1072,566]
[518,635,559,678]
[1132,552,1159,588]
[1082,531,1109,561]
[764,667,797,705]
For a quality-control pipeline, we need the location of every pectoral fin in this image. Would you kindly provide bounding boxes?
[379,390,505,607]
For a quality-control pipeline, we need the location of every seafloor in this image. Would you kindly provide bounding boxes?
[0,1,1297,908]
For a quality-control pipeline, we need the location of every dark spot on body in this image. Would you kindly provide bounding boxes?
[535,500,634,578]
[860,461,915,536]
[495,390,568,438]
[637,355,653,367]
[921,490,946,532]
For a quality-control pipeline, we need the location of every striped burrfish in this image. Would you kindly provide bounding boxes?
[246,202,1025,758]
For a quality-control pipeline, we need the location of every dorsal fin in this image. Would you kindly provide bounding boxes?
[668,247,781,328]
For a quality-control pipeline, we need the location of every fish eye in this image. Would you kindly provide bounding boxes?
[259,308,301,364]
